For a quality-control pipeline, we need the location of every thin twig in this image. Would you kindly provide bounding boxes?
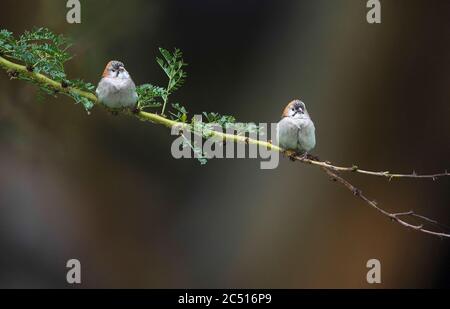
[283,150,449,181]
[320,166,449,238]
[279,151,450,238]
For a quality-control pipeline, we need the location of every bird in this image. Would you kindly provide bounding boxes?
[277,99,316,158]
[96,60,138,110]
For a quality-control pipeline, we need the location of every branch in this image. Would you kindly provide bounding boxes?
[1,53,449,239]
[320,166,450,238]
[282,151,449,181]
[2,53,447,180]
[0,55,97,102]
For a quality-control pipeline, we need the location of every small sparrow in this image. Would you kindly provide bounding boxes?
[277,99,316,157]
[96,60,138,109]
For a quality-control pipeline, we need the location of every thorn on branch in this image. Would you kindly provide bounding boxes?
[352,188,362,196]
[393,211,415,217]
[7,70,19,79]
[132,107,141,115]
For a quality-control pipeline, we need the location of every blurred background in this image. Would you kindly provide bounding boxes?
[0,0,449,288]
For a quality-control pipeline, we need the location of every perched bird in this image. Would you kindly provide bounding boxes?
[277,99,316,156]
[96,60,138,109]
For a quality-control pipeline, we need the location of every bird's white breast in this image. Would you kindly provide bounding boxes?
[96,77,138,109]
[277,116,316,153]
[277,117,300,151]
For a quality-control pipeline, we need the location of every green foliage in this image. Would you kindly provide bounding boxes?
[203,112,236,128]
[71,92,95,111]
[68,79,96,92]
[180,134,208,165]
[202,111,260,135]
[169,103,188,122]
[0,28,260,165]
[0,27,95,111]
[0,28,72,80]
[136,84,165,109]
[156,47,187,115]
[136,48,187,115]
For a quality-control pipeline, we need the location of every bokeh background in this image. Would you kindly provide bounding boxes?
[0,0,449,288]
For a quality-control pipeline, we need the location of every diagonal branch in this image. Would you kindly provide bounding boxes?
[321,166,450,238]
[285,152,450,238]
[1,54,449,238]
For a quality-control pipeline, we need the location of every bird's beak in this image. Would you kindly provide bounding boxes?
[293,109,303,116]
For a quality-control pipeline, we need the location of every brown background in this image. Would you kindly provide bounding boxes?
[0,0,449,288]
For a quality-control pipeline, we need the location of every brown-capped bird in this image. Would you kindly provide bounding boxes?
[277,99,316,156]
[96,60,138,109]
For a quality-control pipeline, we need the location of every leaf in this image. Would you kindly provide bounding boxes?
[69,91,94,112]
[136,83,166,109]
[181,135,208,165]
[157,47,187,94]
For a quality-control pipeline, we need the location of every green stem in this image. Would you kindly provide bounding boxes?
[161,73,175,116]
[160,93,169,116]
